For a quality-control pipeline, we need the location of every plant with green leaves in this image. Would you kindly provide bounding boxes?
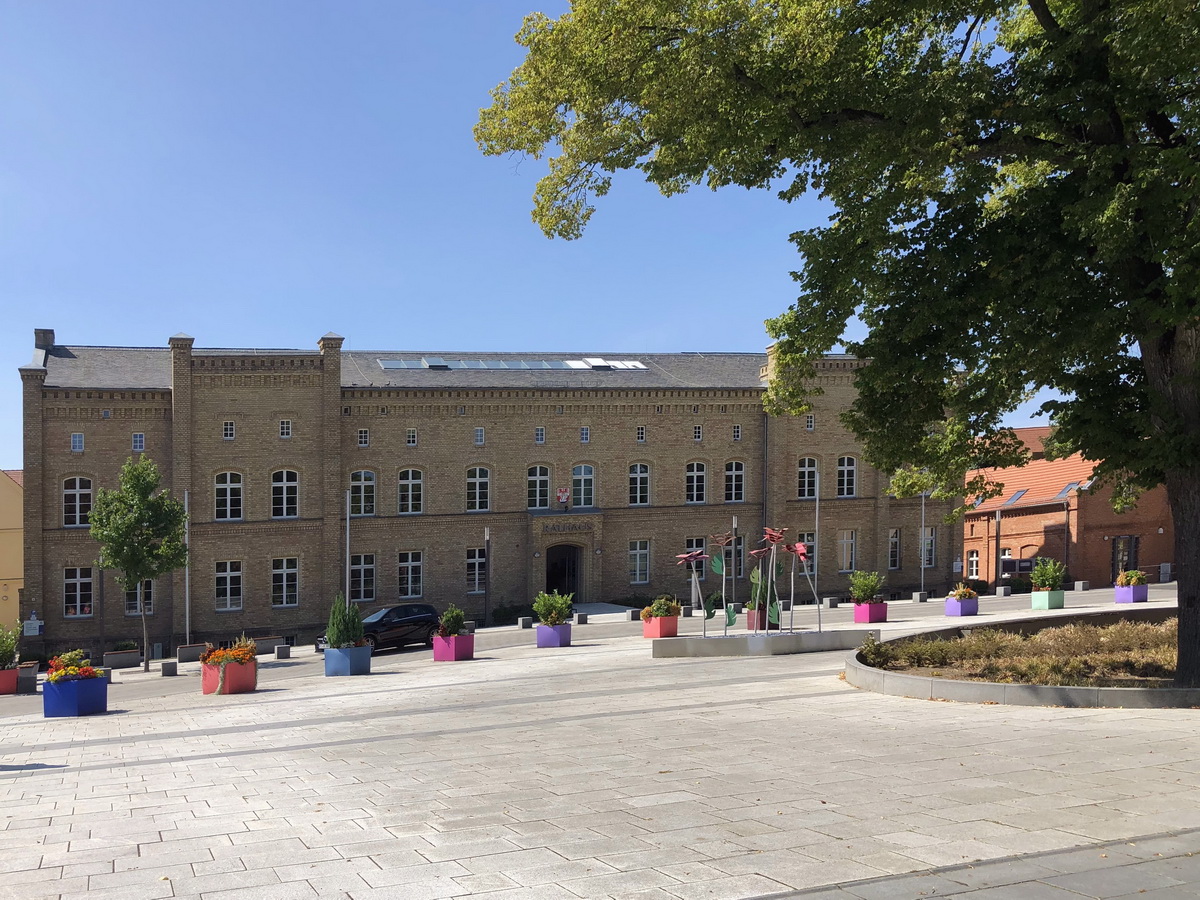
[89,456,187,673]
[438,604,467,638]
[848,571,885,605]
[1030,558,1067,592]
[533,590,574,626]
[0,622,19,670]
[326,595,365,649]
[1116,569,1147,587]
[477,0,1200,686]
[640,595,681,622]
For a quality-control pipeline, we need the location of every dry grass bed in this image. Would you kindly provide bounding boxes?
[859,619,1177,687]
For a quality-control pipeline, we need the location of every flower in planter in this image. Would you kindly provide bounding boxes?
[1115,569,1147,587]
[47,649,101,683]
[640,595,682,621]
[437,604,467,637]
[1030,557,1066,591]
[948,582,978,601]
[848,570,885,604]
[532,590,574,626]
[200,635,257,694]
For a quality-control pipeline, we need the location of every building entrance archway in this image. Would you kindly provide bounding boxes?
[545,544,581,600]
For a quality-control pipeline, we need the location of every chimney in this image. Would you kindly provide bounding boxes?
[34,328,55,350]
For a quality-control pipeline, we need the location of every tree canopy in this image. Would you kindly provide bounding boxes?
[477,0,1200,682]
[90,456,187,672]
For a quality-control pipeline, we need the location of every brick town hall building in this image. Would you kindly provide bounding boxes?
[21,329,958,656]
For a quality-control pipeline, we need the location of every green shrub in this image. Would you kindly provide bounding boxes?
[533,590,574,626]
[848,570,885,603]
[491,601,534,626]
[113,640,139,652]
[0,623,19,669]
[438,604,466,638]
[858,633,896,668]
[617,593,656,609]
[326,595,364,648]
[1030,557,1066,591]
[641,595,682,621]
[1116,569,1147,586]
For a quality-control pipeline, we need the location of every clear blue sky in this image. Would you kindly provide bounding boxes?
[0,1,1047,471]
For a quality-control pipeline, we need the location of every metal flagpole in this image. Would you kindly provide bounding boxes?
[727,516,737,636]
[184,490,191,645]
[345,490,351,608]
[814,472,822,632]
[920,489,927,595]
[788,549,796,632]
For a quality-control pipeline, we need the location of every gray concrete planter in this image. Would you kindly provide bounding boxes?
[653,629,878,659]
[102,649,142,669]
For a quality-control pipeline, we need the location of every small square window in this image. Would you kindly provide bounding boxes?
[693,425,703,442]
[580,426,590,444]
[636,425,646,443]
[535,426,545,444]
[70,433,84,452]
[101,409,110,419]
[474,426,485,446]
[223,421,235,440]
[358,429,370,447]
[805,414,815,431]
[279,420,292,438]
[406,428,417,447]
[733,424,742,442]
[132,433,145,452]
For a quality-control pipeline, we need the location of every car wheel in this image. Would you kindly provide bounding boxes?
[365,634,378,651]
[424,627,435,648]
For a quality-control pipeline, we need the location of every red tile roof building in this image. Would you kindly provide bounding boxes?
[961,428,1173,590]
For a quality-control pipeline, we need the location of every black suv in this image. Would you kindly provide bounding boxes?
[316,603,439,653]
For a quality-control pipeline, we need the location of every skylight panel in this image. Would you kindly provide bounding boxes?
[1002,489,1028,506]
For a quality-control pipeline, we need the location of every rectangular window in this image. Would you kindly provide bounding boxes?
[350,554,375,602]
[724,462,745,503]
[64,567,93,617]
[474,426,485,445]
[271,557,299,607]
[888,528,901,570]
[922,526,937,568]
[215,561,242,611]
[580,426,590,443]
[837,530,857,573]
[535,425,545,444]
[796,532,816,575]
[805,414,815,431]
[125,579,153,616]
[70,433,84,452]
[967,550,980,579]
[398,551,423,597]
[358,429,370,447]
[467,547,487,594]
[279,420,292,438]
[733,424,742,442]
[406,428,417,447]
[223,421,235,440]
[685,537,706,580]
[722,536,746,579]
[628,540,650,584]
[693,425,703,442]
[132,433,145,452]
[636,425,646,443]
[272,470,298,518]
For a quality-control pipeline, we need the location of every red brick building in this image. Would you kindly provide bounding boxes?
[962,427,1174,591]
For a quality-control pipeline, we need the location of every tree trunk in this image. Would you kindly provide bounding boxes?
[1167,471,1200,687]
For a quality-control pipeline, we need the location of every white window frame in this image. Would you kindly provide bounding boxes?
[805,414,815,431]
[474,426,486,446]
[63,476,92,527]
[628,463,650,506]
[796,532,816,575]
[724,461,744,503]
[215,561,243,611]
[636,425,646,443]
[350,470,375,516]
[685,462,706,504]
[271,469,298,519]
[723,536,746,579]
[797,457,818,499]
[467,547,487,594]
[837,529,857,573]
[572,464,595,508]
[357,428,370,448]
[398,550,423,597]
[967,550,980,579]
[534,426,545,445]
[215,472,243,521]
[223,421,235,440]
[132,432,145,452]
[685,537,706,580]
[70,432,84,452]
[733,424,742,442]
[64,567,93,617]
[271,557,299,607]
[527,465,550,509]
[693,424,703,442]
[125,579,153,616]
[888,528,901,570]
[922,526,937,568]
[580,426,590,444]
[837,456,857,498]
[628,540,650,584]
[398,469,423,515]
[279,420,292,438]
[406,428,418,447]
[467,467,490,511]
[350,554,375,602]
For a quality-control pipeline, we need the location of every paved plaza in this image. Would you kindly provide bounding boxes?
[2,587,1199,900]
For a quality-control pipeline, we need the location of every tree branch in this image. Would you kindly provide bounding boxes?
[1026,0,1064,35]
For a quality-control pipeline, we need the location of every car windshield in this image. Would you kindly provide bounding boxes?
[361,608,393,624]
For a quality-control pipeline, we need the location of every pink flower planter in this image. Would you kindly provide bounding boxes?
[744,608,780,631]
[433,634,475,661]
[0,668,16,695]
[201,660,257,695]
[642,616,678,638]
[853,602,888,624]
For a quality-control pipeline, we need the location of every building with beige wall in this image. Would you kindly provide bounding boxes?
[0,469,22,629]
[21,329,958,656]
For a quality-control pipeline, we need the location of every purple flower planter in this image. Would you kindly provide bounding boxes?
[945,597,978,617]
[536,623,572,648]
[1115,584,1148,603]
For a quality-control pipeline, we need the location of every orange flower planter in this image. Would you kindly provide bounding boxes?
[201,660,257,695]
[642,616,678,638]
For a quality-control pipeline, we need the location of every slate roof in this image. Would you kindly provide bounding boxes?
[39,344,786,391]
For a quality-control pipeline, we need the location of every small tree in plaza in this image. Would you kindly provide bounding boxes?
[89,457,188,673]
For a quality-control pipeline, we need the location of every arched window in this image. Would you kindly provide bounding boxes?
[797,458,818,499]
[467,467,490,511]
[271,470,298,519]
[350,470,375,516]
[63,477,92,527]
[837,456,857,498]
[398,469,423,514]
[685,462,706,504]
[572,464,594,507]
[215,472,243,520]
[527,466,550,509]
[724,461,744,503]
[628,463,650,506]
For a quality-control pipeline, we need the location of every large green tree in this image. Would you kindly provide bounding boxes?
[476,1,1200,682]
[90,457,188,673]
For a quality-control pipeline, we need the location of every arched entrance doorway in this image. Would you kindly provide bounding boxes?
[545,544,581,599]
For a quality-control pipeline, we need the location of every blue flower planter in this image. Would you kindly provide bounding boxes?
[324,645,372,676]
[536,623,572,648]
[43,678,108,717]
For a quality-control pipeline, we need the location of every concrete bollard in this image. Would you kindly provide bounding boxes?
[680,606,693,617]
[995,586,1012,597]
[823,596,841,609]
[161,660,178,676]
[732,603,743,614]
[1073,581,1090,591]
[518,616,533,629]
[912,591,929,603]
[575,613,588,625]
[275,645,291,660]
[627,609,640,622]
[464,621,476,634]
